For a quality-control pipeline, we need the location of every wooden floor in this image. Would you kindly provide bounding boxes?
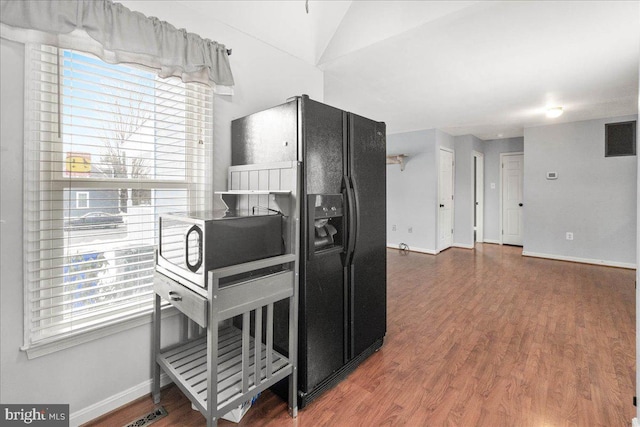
[84,244,636,426]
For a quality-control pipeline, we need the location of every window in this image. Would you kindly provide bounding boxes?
[76,191,89,209]
[23,44,213,355]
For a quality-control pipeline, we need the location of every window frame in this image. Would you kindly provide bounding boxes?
[22,43,213,358]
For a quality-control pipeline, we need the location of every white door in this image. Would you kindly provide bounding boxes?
[438,149,454,251]
[501,153,524,246]
[474,152,484,243]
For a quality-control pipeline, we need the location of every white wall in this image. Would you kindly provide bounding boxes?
[0,3,323,424]
[523,116,637,267]
[386,129,438,253]
[481,137,524,243]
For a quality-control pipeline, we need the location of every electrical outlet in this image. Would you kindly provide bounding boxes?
[566,232,574,241]
[392,224,397,231]
[408,227,413,233]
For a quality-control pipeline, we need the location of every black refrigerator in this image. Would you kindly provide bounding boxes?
[231,95,386,408]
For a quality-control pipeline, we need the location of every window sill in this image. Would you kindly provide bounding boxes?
[22,305,178,360]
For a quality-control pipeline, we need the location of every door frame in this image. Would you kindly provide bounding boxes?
[437,147,455,252]
[499,152,524,245]
[473,151,484,243]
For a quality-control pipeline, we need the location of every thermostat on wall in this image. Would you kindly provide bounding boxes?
[546,171,558,180]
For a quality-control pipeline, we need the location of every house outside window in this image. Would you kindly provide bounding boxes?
[23,44,213,357]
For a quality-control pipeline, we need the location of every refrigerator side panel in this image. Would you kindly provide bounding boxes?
[348,115,387,358]
[231,100,298,166]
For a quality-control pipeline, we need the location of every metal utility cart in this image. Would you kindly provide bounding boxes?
[152,161,300,427]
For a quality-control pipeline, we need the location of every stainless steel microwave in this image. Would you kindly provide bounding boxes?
[157,210,284,291]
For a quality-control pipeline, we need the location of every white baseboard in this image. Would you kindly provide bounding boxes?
[453,243,475,249]
[632,417,639,427]
[482,239,501,245]
[387,244,437,255]
[522,251,636,270]
[69,373,173,427]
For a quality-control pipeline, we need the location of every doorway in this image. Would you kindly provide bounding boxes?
[438,148,454,251]
[473,151,484,243]
[500,152,524,246]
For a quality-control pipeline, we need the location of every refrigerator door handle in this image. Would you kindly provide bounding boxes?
[307,195,316,261]
[348,176,359,261]
[342,175,357,267]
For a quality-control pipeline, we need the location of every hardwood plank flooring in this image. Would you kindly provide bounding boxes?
[83,244,636,426]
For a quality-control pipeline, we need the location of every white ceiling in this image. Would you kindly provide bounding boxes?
[172,1,638,139]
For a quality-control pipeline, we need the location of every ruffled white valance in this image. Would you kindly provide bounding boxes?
[0,0,234,94]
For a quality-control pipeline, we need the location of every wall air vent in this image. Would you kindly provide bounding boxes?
[605,121,636,157]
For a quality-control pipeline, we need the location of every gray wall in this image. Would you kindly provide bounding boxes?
[387,129,490,252]
[0,6,324,422]
[436,129,455,151]
[523,116,637,266]
[481,137,524,242]
[453,134,484,247]
[386,129,438,252]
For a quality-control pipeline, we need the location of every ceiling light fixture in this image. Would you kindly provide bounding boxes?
[546,107,563,118]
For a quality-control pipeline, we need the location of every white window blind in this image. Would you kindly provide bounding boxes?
[24,44,213,351]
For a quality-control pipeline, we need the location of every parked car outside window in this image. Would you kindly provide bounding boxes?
[64,212,124,230]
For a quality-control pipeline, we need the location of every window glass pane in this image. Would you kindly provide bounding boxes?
[76,192,89,209]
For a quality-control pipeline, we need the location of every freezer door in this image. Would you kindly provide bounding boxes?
[347,114,387,358]
[299,98,348,392]
[303,98,345,194]
[301,255,345,390]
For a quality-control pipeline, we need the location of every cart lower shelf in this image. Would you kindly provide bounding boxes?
[156,324,292,418]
